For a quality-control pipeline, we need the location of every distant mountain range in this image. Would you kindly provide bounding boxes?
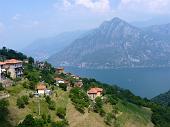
[23,30,86,60]
[47,17,170,69]
[152,90,170,106]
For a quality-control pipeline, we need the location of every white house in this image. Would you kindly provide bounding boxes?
[37,83,46,95]
[55,77,65,86]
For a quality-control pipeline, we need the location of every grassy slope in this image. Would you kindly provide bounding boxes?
[5,83,153,127]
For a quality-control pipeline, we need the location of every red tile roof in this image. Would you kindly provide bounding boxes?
[87,88,103,94]
[55,77,64,81]
[0,62,5,65]
[56,67,64,70]
[4,59,22,64]
[37,83,46,90]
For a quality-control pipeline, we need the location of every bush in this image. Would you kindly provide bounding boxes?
[56,107,66,119]
[59,83,67,91]
[21,95,29,105]
[29,93,34,98]
[51,120,68,127]
[45,96,51,104]
[17,95,29,108]
[93,97,103,113]
[48,101,56,110]
[0,83,4,91]
[99,108,106,117]
[104,113,115,126]
[69,87,90,113]
[17,98,25,108]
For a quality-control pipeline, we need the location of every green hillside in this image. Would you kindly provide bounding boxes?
[152,90,170,106]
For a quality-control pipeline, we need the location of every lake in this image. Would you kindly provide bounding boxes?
[65,67,170,98]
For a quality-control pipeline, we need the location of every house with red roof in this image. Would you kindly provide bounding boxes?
[54,77,65,86]
[37,83,47,95]
[4,59,23,79]
[56,67,64,74]
[0,59,23,80]
[87,87,103,100]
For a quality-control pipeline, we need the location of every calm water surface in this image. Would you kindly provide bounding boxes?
[65,67,170,98]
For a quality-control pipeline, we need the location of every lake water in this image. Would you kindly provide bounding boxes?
[65,67,170,98]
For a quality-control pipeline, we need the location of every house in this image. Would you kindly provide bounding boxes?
[55,77,65,86]
[74,80,83,87]
[56,67,64,74]
[45,89,52,96]
[0,62,5,81]
[37,83,47,95]
[0,59,23,80]
[36,61,45,69]
[87,87,103,100]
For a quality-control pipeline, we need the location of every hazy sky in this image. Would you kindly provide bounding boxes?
[0,0,170,50]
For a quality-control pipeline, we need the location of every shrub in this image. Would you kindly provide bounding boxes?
[93,97,103,113]
[21,95,29,105]
[48,101,56,110]
[0,83,4,91]
[17,98,25,108]
[45,96,51,104]
[59,83,67,91]
[104,113,115,126]
[56,107,66,119]
[16,95,29,108]
[69,87,90,113]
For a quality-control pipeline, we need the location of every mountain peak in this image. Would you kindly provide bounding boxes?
[99,17,130,30]
[111,17,124,23]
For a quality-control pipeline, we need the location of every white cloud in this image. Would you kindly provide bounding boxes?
[75,0,110,12]
[12,14,21,21]
[119,0,170,14]
[63,0,72,8]
[54,0,111,13]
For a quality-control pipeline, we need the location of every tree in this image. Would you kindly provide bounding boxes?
[69,87,90,113]
[18,114,35,127]
[17,97,25,108]
[104,113,115,126]
[0,83,4,91]
[59,83,67,91]
[0,99,9,120]
[21,95,29,105]
[48,101,56,110]
[28,57,34,64]
[56,107,66,119]
[94,97,103,113]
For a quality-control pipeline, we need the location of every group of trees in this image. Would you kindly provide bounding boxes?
[69,87,90,113]
[0,47,34,63]
[45,96,56,110]
[18,114,68,127]
[17,95,29,108]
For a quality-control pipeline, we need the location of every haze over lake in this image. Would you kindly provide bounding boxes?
[65,67,170,98]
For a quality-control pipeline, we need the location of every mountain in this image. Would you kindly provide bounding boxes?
[143,23,170,41]
[48,17,170,69]
[152,90,170,106]
[23,30,86,60]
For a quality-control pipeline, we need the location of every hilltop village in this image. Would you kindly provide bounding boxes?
[0,47,170,127]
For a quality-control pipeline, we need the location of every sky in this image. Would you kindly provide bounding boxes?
[0,0,170,50]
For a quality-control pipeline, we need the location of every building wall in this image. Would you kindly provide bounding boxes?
[38,90,45,94]
[0,65,2,81]
[7,63,23,79]
[88,92,102,100]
